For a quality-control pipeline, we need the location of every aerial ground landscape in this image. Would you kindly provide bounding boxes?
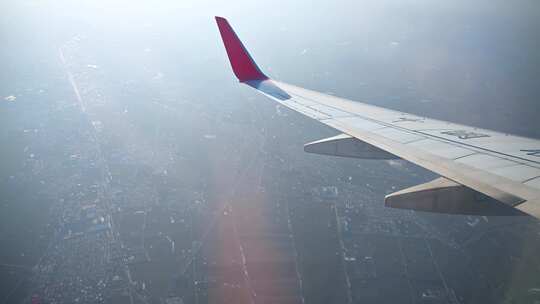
[1,1,540,303]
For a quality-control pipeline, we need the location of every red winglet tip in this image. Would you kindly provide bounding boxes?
[215,17,268,82]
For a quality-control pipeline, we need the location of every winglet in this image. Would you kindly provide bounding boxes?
[215,16,268,82]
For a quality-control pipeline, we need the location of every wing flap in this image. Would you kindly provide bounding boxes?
[407,139,476,159]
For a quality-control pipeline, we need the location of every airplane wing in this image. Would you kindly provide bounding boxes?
[215,16,540,218]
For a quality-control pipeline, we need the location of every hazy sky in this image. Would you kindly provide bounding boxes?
[2,0,540,137]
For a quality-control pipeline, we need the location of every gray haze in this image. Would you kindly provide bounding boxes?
[1,1,540,304]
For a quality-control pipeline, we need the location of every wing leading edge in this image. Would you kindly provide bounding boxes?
[215,16,540,218]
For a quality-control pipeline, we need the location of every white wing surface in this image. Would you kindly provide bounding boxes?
[215,17,540,218]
